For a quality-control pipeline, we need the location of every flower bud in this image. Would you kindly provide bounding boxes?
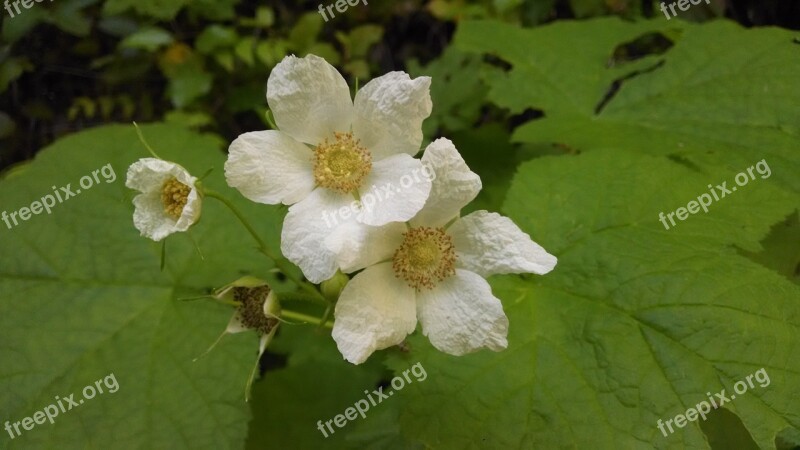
[320,271,349,301]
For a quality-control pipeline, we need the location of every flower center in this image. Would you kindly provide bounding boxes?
[392,227,456,291]
[313,132,371,194]
[233,286,279,335]
[161,177,191,219]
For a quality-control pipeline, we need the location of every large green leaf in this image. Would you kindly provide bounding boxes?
[0,124,287,449]
[455,18,800,196]
[389,18,800,450]
[394,148,800,449]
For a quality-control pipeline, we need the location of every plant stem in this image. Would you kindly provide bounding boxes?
[281,309,334,329]
[203,190,329,305]
[278,292,326,304]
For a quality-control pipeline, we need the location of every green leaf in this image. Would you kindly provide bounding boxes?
[102,0,186,20]
[46,0,99,36]
[195,25,238,54]
[305,43,341,66]
[407,46,495,136]
[394,148,800,449]
[119,27,174,51]
[0,56,32,93]
[164,110,213,128]
[234,37,257,67]
[246,321,388,449]
[454,19,800,196]
[288,12,324,53]
[186,0,238,20]
[336,25,384,59]
[1,6,48,42]
[254,7,275,28]
[165,60,213,108]
[0,124,289,449]
[255,39,289,68]
[388,18,800,449]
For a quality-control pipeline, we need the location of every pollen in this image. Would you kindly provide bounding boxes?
[233,286,279,335]
[313,132,372,194]
[161,177,191,219]
[392,227,457,291]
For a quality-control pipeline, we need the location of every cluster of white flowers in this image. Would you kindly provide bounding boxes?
[124,54,557,366]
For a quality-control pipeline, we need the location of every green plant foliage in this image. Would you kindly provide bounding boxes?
[119,27,174,51]
[102,0,237,21]
[384,18,800,449]
[0,124,289,449]
[392,148,799,448]
[2,1,799,448]
[454,19,800,195]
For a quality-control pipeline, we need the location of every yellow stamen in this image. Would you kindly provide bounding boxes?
[392,227,456,291]
[161,177,191,219]
[313,132,371,194]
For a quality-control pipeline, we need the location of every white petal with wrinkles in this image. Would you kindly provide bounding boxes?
[353,72,431,159]
[357,153,431,226]
[449,211,557,277]
[417,269,508,356]
[131,193,176,241]
[332,263,418,364]
[412,138,482,228]
[267,54,353,145]
[281,188,357,283]
[126,158,194,192]
[225,130,315,205]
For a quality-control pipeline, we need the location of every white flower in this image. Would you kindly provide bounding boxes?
[125,158,202,241]
[331,139,558,364]
[224,54,434,283]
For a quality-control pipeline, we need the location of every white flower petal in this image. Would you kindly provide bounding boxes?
[281,188,356,283]
[357,154,432,226]
[175,188,202,231]
[417,269,508,355]
[132,193,176,241]
[449,211,557,277]
[332,263,417,364]
[125,158,195,193]
[226,310,250,334]
[258,322,279,356]
[267,54,353,145]
[325,221,406,273]
[262,291,280,319]
[353,72,432,159]
[411,138,481,228]
[225,130,315,205]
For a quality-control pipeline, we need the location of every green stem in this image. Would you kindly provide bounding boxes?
[281,309,333,329]
[133,122,163,160]
[203,190,329,305]
[317,303,334,331]
[279,292,326,304]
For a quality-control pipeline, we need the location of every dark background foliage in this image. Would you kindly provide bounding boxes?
[1,0,798,170]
